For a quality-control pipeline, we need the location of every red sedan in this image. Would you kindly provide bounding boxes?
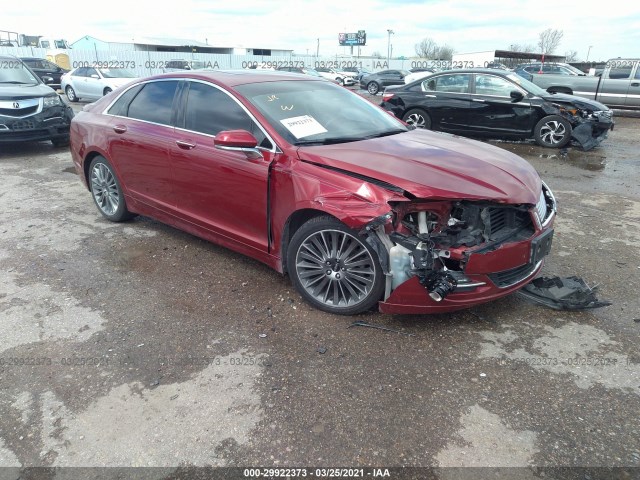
[70,70,556,315]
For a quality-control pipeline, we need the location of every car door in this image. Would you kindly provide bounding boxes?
[70,67,88,96]
[418,73,472,132]
[381,70,404,87]
[597,63,634,107]
[170,80,274,252]
[467,73,535,136]
[84,68,105,99]
[628,62,640,107]
[106,80,179,211]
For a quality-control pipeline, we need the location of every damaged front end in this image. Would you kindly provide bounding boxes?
[555,104,614,151]
[362,183,557,314]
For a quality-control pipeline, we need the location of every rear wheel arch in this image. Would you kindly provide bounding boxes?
[83,151,104,189]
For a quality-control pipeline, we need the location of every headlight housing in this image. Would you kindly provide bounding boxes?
[43,94,62,108]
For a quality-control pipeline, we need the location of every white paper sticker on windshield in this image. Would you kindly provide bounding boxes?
[280,115,327,139]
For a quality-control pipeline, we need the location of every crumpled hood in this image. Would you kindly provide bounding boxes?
[542,92,609,112]
[297,129,542,204]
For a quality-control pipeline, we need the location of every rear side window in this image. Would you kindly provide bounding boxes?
[635,65,640,80]
[423,74,470,93]
[107,84,144,116]
[127,81,178,125]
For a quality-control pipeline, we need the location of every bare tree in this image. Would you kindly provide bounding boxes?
[564,50,578,62]
[509,43,536,53]
[436,45,455,60]
[415,37,439,58]
[537,28,563,54]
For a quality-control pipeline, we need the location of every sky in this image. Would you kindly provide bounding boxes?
[2,0,640,61]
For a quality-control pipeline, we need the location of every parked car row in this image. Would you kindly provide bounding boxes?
[68,69,557,316]
[62,67,138,102]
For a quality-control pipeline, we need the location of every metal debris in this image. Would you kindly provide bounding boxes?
[348,321,415,336]
[518,276,611,310]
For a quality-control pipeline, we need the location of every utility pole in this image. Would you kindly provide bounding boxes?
[386,29,394,63]
[316,38,320,58]
[586,45,593,61]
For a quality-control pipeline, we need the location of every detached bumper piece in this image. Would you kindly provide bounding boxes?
[518,276,611,310]
[570,113,614,151]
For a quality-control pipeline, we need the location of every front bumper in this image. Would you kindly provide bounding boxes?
[0,104,73,143]
[379,185,557,314]
[570,115,614,151]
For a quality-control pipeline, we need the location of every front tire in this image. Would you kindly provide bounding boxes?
[88,156,135,222]
[402,108,432,129]
[287,216,385,315]
[367,81,380,95]
[534,115,572,148]
[65,86,78,102]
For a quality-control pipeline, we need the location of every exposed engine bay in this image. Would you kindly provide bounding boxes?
[364,184,555,302]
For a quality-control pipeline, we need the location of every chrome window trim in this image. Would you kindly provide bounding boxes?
[496,260,544,289]
[103,78,279,154]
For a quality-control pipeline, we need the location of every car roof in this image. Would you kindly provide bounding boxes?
[19,57,47,61]
[430,68,515,75]
[0,54,19,61]
[138,70,326,87]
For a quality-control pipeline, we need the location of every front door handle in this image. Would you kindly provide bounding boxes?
[113,125,127,134]
[176,140,196,150]
[472,98,485,103]
[631,82,640,87]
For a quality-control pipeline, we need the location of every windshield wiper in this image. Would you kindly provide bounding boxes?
[295,129,407,146]
[0,81,33,85]
[363,129,407,139]
[295,136,366,146]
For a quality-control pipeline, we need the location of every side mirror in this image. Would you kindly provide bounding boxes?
[510,90,524,102]
[214,130,263,160]
[43,76,54,84]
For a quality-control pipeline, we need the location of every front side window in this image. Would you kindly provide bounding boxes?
[475,74,518,96]
[609,66,632,80]
[185,82,253,135]
[127,81,178,125]
[85,68,98,78]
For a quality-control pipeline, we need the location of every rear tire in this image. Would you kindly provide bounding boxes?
[534,115,572,148]
[287,216,384,315]
[367,82,380,95]
[402,108,432,129]
[88,156,136,222]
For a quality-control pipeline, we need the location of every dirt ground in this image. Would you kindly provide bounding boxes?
[0,92,639,479]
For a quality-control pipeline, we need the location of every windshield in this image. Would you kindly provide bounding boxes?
[506,73,548,97]
[304,69,322,77]
[563,64,585,75]
[236,80,408,146]
[0,59,40,85]
[100,68,137,78]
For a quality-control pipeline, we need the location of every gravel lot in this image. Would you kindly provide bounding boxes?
[1,91,639,478]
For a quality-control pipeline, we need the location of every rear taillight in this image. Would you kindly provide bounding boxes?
[382,93,395,102]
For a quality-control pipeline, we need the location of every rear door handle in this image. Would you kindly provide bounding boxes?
[631,82,640,87]
[472,98,485,103]
[424,94,436,98]
[113,125,127,134]
[176,140,196,150]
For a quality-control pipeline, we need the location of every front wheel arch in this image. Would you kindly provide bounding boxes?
[286,215,385,315]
